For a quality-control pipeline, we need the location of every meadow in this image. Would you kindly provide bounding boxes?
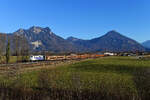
[0,56,28,63]
[0,56,150,100]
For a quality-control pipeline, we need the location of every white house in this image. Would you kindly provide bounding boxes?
[104,52,115,56]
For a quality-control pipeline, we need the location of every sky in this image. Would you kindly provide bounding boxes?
[0,0,150,42]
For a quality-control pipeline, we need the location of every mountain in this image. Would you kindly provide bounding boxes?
[14,26,77,53]
[67,30,145,52]
[90,30,145,52]
[66,37,91,51]
[142,40,150,49]
[0,26,146,53]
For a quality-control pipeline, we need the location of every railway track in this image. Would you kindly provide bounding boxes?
[0,59,82,76]
[0,60,78,67]
[0,61,50,67]
[0,57,103,76]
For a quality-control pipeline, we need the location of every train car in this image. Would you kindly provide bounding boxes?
[90,54,96,58]
[46,55,66,61]
[76,55,81,59]
[99,55,105,57]
[44,54,106,61]
[46,56,58,61]
[30,55,45,61]
[80,55,87,59]
[65,56,72,60]
[56,56,66,60]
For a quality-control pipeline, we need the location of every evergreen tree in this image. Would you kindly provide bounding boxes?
[6,39,10,63]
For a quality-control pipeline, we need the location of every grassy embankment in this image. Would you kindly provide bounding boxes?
[0,56,150,100]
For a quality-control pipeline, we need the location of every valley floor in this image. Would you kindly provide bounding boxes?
[0,56,150,100]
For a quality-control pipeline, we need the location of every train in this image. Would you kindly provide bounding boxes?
[29,54,106,61]
[30,55,45,61]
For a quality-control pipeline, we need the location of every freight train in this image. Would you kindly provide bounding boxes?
[29,54,105,61]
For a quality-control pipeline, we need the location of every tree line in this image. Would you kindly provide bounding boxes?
[0,34,29,63]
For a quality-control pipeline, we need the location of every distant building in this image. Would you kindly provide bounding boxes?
[104,52,115,56]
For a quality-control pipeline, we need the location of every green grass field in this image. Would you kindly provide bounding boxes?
[0,56,150,99]
[0,56,29,63]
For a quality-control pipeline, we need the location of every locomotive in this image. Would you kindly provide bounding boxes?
[29,55,45,61]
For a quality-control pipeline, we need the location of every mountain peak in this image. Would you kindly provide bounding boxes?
[14,28,25,35]
[106,30,120,35]
[29,26,43,33]
[67,36,81,42]
[103,30,124,38]
[44,27,51,31]
[17,28,24,32]
[28,26,52,34]
[29,26,42,29]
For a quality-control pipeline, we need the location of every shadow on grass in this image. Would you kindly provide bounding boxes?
[133,68,150,99]
[70,60,150,99]
[0,87,140,100]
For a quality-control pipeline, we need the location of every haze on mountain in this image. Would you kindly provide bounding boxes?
[142,40,150,49]
[0,26,146,53]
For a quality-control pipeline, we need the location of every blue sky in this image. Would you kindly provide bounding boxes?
[0,0,149,42]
